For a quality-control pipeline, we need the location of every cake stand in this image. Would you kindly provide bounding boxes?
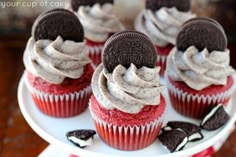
[17,73,236,157]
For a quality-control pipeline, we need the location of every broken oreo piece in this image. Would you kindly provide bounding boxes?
[71,0,114,12]
[146,0,191,12]
[66,129,96,148]
[158,129,188,152]
[200,104,230,131]
[176,17,227,52]
[32,9,84,42]
[163,121,203,142]
[102,30,157,72]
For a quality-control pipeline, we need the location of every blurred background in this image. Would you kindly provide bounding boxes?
[0,0,235,156]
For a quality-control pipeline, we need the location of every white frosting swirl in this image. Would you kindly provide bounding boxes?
[76,3,125,42]
[166,46,235,90]
[92,64,164,114]
[23,36,91,84]
[135,7,196,47]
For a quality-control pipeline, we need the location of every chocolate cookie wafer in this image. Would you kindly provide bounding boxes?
[146,0,191,12]
[164,121,204,142]
[200,105,230,131]
[102,30,157,72]
[32,8,84,42]
[159,129,188,152]
[176,17,227,52]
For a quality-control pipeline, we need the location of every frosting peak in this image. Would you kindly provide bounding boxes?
[166,46,235,90]
[23,36,90,84]
[135,7,195,47]
[76,3,125,42]
[92,64,164,114]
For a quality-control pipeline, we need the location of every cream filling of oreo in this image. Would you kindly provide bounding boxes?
[23,36,90,84]
[201,104,223,127]
[188,132,203,141]
[135,7,195,47]
[166,46,235,90]
[68,136,93,147]
[76,3,125,42]
[92,64,164,114]
[175,136,188,152]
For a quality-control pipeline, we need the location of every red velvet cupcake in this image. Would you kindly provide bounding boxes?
[165,17,235,119]
[89,31,166,150]
[70,0,125,67]
[23,9,93,118]
[134,0,195,76]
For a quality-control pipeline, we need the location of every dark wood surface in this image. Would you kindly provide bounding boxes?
[0,34,235,157]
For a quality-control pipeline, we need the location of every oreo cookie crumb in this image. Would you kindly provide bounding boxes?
[200,105,230,131]
[66,129,96,148]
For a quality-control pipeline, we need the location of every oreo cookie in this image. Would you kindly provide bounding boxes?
[66,129,96,148]
[71,0,114,12]
[146,0,191,12]
[32,9,84,42]
[176,17,227,52]
[158,129,188,152]
[102,31,157,72]
[200,105,230,131]
[164,121,203,142]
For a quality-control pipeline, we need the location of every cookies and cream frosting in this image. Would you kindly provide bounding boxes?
[92,64,164,114]
[166,46,235,91]
[76,3,125,42]
[23,36,90,84]
[135,7,195,47]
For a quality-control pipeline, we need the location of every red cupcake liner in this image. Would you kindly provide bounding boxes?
[89,105,164,151]
[86,39,105,67]
[166,76,235,119]
[25,77,92,118]
[155,44,174,76]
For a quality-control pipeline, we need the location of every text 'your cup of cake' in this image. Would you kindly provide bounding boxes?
[89,31,167,150]
[69,0,125,67]
[165,17,236,119]
[23,9,94,118]
[135,0,196,76]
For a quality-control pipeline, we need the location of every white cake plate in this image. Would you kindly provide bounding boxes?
[18,73,236,157]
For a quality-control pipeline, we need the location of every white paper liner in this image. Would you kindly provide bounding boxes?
[25,75,92,117]
[89,99,165,150]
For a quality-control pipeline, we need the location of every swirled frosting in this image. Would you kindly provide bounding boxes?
[92,64,164,114]
[135,7,195,47]
[75,3,125,42]
[23,36,91,84]
[166,46,235,90]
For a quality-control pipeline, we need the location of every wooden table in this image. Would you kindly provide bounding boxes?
[0,34,235,157]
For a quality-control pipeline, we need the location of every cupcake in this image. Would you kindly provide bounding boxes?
[134,0,196,75]
[70,0,125,67]
[23,9,93,118]
[165,17,235,119]
[89,31,166,150]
